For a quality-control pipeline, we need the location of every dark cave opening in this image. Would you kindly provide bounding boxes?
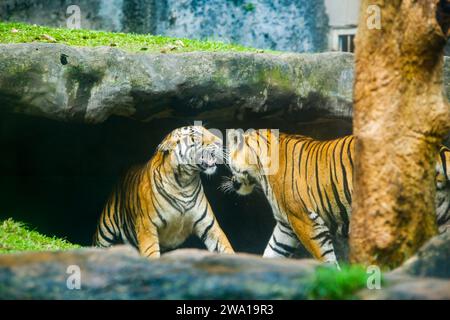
[0,112,352,255]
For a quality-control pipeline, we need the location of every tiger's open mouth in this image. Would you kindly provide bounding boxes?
[198,145,220,175]
[222,175,256,195]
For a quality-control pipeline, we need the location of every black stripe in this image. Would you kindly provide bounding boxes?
[101,208,116,239]
[154,166,185,212]
[144,243,156,254]
[277,224,296,237]
[145,250,160,257]
[340,137,352,205]
[440,148,447,179]
[314,141,330,221]
[291,139,307,211]
[319,236,333,247]
[269,244,290,257]
[329,168,347,235]
[281,137,291,208]
[321,249,334,258]
[324,190,340,236]
[311,231,330,241]
[273,235,297,253]
[151,188,168,227]
[306,142,321,212]
[200,219,215,242]
[113,187,122,241]
[292,143,311,215]
[214,240,219,252]
[347,136,354,170]
[278,220,292,230]
[97,224,115,244]
[194,205,208,229]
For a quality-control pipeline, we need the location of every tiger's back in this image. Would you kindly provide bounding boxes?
[273,134,355,238]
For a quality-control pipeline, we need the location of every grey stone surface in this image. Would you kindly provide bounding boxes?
[358,231,450,300]
[0,43,354,124]
[1,242,449,299]
[359,276,450,300]
[0,246,319,299]
[391,231,450,279]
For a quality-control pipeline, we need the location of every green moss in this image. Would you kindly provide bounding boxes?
[255,66,293,90]
[0,218,80,254]
[0,22,266,53]
[307,264,377,300]
[243,3,256,12]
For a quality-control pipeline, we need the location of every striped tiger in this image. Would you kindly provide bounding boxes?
[436,145,450,232]
[223,130,450,266]
[93,126,234,258]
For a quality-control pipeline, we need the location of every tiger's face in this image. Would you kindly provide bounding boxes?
[225,130,261,195]
[158,126,222,175]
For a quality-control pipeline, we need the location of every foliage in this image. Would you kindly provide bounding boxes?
[0,22,262,53]
[0,218,79,254]
[307,264,377,300]
[242,3,256,12]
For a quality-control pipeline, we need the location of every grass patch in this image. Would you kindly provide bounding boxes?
[0,218,80,254]
[243,3,256,12]
[307,264,376,300]
[0,22,266,53]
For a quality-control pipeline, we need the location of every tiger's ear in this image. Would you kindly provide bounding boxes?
[157,135,179,152]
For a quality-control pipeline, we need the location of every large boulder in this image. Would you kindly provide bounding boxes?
[0,43,449,147]
[358,231,450,300]
[391,231,450,279]
[358,276,450,300]
[1,244,449,299]
[0,43,354,124]
[0,246,319,299]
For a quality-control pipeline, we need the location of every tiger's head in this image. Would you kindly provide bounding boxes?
[223,129,278,195]
[158,126,222,175]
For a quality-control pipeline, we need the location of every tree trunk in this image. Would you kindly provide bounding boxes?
[350,0,450,268]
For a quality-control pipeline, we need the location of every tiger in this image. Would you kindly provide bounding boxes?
[436,145,450,232]
[223,129,450,266]
[93,125,234,258]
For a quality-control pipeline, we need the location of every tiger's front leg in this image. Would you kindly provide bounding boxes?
[263,221,301,258]
[193,203,234,254]
[289,211,340,269]
[137,219,161,258]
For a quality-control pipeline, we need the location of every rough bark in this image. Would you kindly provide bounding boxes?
[350,0,450,268]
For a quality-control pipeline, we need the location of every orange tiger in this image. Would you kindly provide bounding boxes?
[94,126,234,258]
[224,130,449,266]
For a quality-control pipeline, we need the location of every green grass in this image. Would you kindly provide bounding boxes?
[243,3,256,12]
[307,264,378,300]
[0,218,80,254]
[0,22,265,53]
